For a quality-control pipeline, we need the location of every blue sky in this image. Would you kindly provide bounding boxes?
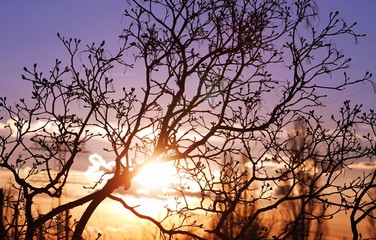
[0,1,375,107]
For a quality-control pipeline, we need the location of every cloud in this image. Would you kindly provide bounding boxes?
[350,161,376,170]
[85,153,115,181]
[0,117,59,137]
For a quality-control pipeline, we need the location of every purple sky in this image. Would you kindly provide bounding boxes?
[0,1,375,108]
[0,0,126,100]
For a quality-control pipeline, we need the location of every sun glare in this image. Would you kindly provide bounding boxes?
[132,162,177,191]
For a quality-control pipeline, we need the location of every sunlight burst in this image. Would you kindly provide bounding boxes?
[132,162,177,191]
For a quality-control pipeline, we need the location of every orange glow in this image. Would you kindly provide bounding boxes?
[132,162,177,193]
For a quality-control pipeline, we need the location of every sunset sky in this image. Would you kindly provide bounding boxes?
[0,1,376,239]
[0,0,375,162]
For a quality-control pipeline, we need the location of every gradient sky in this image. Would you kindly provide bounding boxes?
[0,2,375,238]
[0,1,375,107]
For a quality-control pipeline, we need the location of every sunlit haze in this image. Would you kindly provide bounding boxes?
[0,1,376,239]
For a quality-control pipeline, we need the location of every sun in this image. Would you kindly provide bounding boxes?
[132,162,177,191]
